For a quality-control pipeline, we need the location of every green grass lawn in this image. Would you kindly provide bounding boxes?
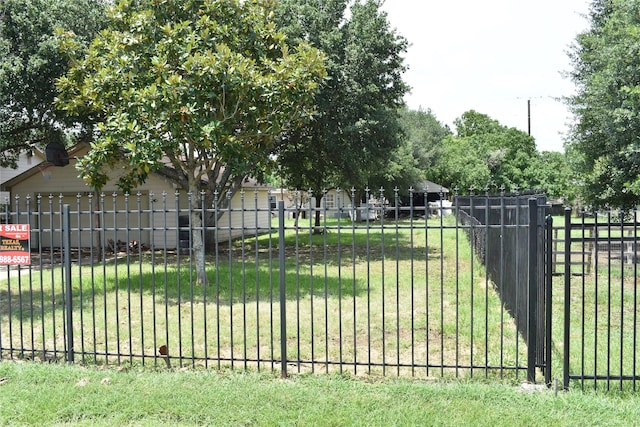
[547,214,640,390]
[1,215,527,380]
[2,213,640,395]
[0,361,639,426]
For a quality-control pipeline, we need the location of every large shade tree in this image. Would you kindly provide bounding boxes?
[0,0,107,168]
[273,0,408,223]
[528,150,575,201]
[56,0,326,284]
[432,110,538,193]
[369,107,449,194]
[566,0,640,209]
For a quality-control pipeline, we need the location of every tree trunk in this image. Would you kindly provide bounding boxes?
[191,210,207,285]
[187,184,207,286]
[314,195,322,231]
[94,191,102,261]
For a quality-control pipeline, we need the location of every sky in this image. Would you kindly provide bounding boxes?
[380,0,592,152]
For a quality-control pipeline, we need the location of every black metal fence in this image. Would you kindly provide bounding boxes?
[456,194,549,383]
[6,189,640,391]
[0,189,548,382]
[560,208,640,391]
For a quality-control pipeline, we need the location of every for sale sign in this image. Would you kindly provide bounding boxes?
[0,224,30,265]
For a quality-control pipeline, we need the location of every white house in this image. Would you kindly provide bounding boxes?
[1,144,273,249]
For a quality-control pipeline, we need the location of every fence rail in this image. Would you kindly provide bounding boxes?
[561,208,640,391]
[6,190,640,391]
[0,190,547,382]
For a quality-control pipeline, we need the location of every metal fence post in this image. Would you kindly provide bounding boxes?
[563,207,572,390]
[545,214,553,386]
[278,201,287,378]
[63,204,74,363]
[527,198,538,382]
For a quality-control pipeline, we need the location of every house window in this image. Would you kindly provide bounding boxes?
[269,195,277,210]
[324,193,335,209]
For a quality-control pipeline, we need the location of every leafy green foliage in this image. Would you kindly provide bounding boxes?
[0,0,106,168]
[56,0,326,195]
[56,0,326,285]
[566,0,640,209]
[274,0,408,200]
[369,107,450,194]
[528,150,575,201]
[432,110,538,193]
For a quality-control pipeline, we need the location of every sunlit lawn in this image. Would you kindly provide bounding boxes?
[0,215,529,380]
[549,214,640,391]
[2,213,640,389]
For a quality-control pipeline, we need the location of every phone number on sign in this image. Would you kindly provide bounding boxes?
[0,255,30,264]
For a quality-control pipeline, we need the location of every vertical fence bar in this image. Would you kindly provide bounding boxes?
[88,192,97,362]
[13,196,22,357]
[293,192,301,373]
[307,190,316,373]
[514,191,521,379]
[125,193,133,365]
[337,189,344,374]
[593,211,600,391]
[379,188,386,375]
[99,193,107,365]
[634,209,638,392]
[394,188,400,376]
[468,190,475,378]
[37,195,46,359]
[545,215,553,386]
[63,204,74,363]
[74,194,84,364]
[351,188,357,375]
[322,190,329,373]
[226,191,233,368]
[254,191,261,370]
[483,190,490,377]
[25,196,34,361]
[365,188,372,375]
[451,189,457,378]
[619,212,625,391]
[213,191,221,369]
[498,191,505,378]
[278,201,287,378]
[563,207,571,390]
[606,210,612,390]
[409,188,415,376]
[580,209,588,390]
[527,198,538,383]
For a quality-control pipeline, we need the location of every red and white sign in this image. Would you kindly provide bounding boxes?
[0,224,30,265]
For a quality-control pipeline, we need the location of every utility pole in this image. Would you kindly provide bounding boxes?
[527,99,531,136]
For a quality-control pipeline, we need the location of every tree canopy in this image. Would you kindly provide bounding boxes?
[432,110,538,193]
[56,0,326,283]
[368,107,449,193]
[0,0,107,168]
[566,0,640,209]
[57,0,326,197]
[273,0,408,203]
[532,150,575,201]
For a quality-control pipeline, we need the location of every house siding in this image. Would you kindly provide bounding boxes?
[5,147,272,249]
[0,151,45,189]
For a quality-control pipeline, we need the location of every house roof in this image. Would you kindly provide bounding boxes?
[413,180,449,194]
[1,144,86,188]
[2,143,273,192]
[0,148,46,186]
